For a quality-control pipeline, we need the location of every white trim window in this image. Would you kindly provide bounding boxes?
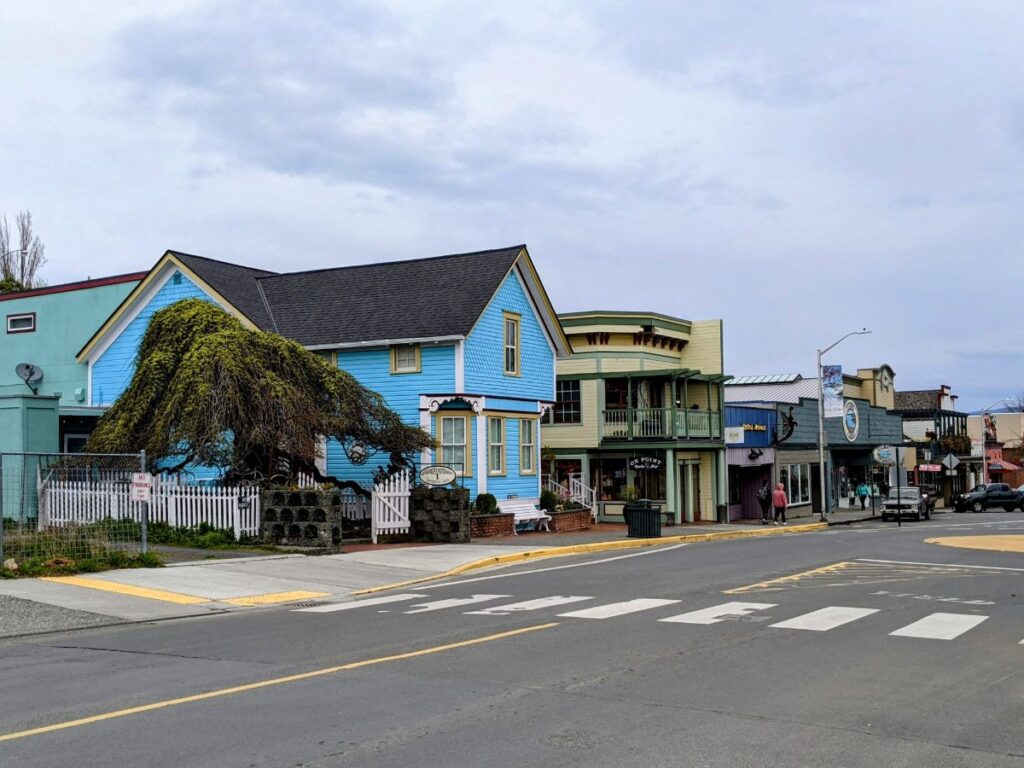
[779,463,812,506]
[441,416,467,475]
[6,313,36,334]
[488,417,505,475]
[520,419,536,474]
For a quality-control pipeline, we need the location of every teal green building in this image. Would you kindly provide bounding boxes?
[0,273,144,454]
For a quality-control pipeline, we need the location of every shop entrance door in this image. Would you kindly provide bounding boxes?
[680,462,702,522]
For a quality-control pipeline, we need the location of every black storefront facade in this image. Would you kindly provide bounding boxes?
[774,396,904,518]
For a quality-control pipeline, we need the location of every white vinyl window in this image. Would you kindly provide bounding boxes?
[503,314,520,375]
[489,417,505,475]
[441,416,467,475]
[6,313,35,334]
[520,419,536,475]
[779,463,812,506]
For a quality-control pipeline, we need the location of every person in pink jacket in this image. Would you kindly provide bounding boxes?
[772,483,789,526]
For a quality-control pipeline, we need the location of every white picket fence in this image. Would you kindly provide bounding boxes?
[371,470,411,544]
[38,476,262,540]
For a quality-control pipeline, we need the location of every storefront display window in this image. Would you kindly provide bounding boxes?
[780,463,811,506]
[634,466,666,500]
[592,457,628,501]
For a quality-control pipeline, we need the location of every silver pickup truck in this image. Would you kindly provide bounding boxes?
[880,487,932,522]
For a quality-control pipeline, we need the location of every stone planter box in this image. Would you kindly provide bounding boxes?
[260,489,369,547]
[547,507,592,533]
[470,513,515,538]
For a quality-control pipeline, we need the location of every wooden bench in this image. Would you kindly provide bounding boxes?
[496,499,551,534]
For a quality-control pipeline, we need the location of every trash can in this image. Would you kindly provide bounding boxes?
[716,503,729,524]
[624,500,662,538]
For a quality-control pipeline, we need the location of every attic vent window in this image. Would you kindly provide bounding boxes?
[173,272,182,285]
[7,313,36,334]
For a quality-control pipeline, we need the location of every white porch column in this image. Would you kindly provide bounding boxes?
[420,409,432,466]
[476,413,488,493]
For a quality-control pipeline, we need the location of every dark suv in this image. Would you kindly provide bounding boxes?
[953,483,1022,513]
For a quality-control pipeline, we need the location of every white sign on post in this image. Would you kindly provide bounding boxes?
[130,472,153,502]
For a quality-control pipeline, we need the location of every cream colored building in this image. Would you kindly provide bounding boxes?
[541,311,727,523]
[967,411,1024,449]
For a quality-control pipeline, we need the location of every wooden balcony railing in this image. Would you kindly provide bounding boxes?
[600,408,722,440]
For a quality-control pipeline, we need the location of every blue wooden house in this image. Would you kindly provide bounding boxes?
[76,245,570,500]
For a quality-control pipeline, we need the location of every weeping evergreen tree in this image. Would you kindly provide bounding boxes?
[87,299,432,484]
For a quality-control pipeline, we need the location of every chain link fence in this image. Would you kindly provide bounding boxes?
[0,451,147,568]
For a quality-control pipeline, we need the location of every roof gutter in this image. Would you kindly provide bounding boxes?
[304,335,465,351]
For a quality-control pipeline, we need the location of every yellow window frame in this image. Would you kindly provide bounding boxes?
[390,343,421,374]
[519,418,537,475]
[502,312,521,377]
[434,411,473,477]
[488,416,506,476]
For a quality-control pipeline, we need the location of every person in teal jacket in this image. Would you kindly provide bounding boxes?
[855,481,871,510]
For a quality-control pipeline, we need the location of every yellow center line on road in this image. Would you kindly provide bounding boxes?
[40,576,210,605]
[723,561,855,594]
[222,590,330,606]
[0,622,558,744]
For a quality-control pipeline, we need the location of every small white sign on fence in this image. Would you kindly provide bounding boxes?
[130,472,153,502]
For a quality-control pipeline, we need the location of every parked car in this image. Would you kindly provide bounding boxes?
[880,487,931,522]
[953,483,1022,513]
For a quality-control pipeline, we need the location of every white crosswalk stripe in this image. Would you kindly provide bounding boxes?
[890,612,988,640]
[293,594,421,613]
[465,595,593,616]
[659,601,776,625]
[404,595,510,614]
[558,598,681,620]
[770,606,879,632]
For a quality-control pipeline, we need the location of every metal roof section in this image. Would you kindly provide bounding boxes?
[727,374,802,386]
[724,377,819,404]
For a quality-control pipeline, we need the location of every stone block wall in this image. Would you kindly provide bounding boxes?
[410,486,471,543]
[260,489,369,547]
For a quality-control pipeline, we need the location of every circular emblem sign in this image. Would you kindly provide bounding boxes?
[419,465,458,487]
[843,401,860,442]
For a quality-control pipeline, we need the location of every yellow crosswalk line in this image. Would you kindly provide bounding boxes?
[223,591,329,606]
[41,576,210,605]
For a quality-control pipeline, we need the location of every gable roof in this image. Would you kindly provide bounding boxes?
[259,246,524,346]
[169,251,278,330]
[79,245,570,361]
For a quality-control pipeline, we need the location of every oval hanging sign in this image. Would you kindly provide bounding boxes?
[628,456,664,471]
[872,446,896,466]
[843,401,860,442]
[419,465,458,487]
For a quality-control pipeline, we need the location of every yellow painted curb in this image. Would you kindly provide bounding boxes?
[926,535,1024,554]
[222,590,331,606]
[41,576,210,605]
[352,522,827,595]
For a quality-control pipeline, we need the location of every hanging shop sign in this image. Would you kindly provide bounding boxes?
[843,400,861,442]
[872,446,897,466]
[419,465,458,487]
[629,456,664,471]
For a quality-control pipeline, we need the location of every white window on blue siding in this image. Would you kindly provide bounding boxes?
[520,419,536,475]
[488,417,505,475]
[503,313,520,376]
[441,416,467,475]
[391,343,420,373]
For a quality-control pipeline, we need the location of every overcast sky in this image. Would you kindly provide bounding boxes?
[2,1,1021,410]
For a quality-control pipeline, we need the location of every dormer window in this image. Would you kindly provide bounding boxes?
[6,313,35,334]
[390,343,420,374]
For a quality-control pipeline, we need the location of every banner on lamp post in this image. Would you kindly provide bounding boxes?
[822,365,844,418]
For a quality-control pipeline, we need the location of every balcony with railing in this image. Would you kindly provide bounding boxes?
[601,408,723,441]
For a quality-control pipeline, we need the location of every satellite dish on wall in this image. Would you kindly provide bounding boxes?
[15,363,44,394]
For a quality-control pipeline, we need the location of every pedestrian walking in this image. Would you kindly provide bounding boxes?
[772,482,789,526]
[856,481,870,511]
[757,478,772,525]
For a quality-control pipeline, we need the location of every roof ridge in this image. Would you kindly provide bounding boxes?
[255,245,525,281]
[168,250,278,275]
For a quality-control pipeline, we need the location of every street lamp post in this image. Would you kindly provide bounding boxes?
[816,329,872,522]
[979,398,1011,487]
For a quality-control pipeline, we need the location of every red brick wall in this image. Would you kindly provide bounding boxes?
[470,513,515,538]
[548,508,592,532]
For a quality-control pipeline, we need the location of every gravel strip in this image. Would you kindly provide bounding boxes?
[0,594,117,638]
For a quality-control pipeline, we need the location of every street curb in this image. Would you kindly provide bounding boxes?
[351,522,827,596]
[826,515,878,526]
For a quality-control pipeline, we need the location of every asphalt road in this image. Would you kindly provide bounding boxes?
[3,512,1024,767]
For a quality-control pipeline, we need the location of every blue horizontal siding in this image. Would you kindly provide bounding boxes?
[486,397,539,413]
[484,416,540,501]
[464,271,554,403]
[91,271,216,406]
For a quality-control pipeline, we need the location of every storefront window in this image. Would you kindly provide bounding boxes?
[592,457,628,501]
[634,466,666,500]
[780,463,811,506]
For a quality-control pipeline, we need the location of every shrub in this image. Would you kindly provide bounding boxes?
[475,493,497,515]
[539,489,559,512]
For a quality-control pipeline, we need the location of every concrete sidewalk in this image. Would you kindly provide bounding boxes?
[0,521,826,638]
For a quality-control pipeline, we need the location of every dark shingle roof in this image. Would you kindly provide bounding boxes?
[171,251,278,330]
[894,390,939,412]
[175,245,525,346]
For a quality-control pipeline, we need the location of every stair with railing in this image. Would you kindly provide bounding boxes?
[543,475,596,515]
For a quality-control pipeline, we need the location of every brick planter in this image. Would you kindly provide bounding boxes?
[547,507,592,533]
[470,513,515,538]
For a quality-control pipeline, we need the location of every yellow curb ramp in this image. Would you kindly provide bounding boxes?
[41,576,210,605]
[353,522,826,596]
[223,590,330,606]
[925,535,1024,554]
